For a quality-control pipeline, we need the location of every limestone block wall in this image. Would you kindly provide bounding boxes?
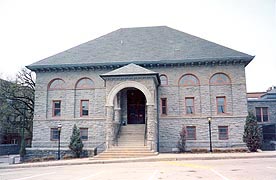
[31,63,248,153]
[32,70,108,150]
[152,64,248,152]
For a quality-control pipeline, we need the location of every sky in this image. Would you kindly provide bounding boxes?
[0,0,275,92]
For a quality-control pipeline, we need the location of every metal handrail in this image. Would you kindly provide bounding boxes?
[144,119,147,146]
[93,142,106,156]
[114,120,123,146]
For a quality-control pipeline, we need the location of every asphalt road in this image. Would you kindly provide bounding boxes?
[0,158,276,180]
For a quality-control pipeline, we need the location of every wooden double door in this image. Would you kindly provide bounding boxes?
[127,90,146,124]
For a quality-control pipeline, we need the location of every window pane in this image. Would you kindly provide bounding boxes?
[186,98,193,106]
[161,98,167,115]
[81,100,89,116]
[80,128,88,140]
[186,127,196,140]
[54,101,61,108]
[49,79,64,89]
[54,109,61,116]
[185,98,194,114]
[53,101,61,116]
[51,128,59,140]
[160,75,168,85]
[210,73,230,85]
[262,107,268,122]
[218,126,228,140]
[217,97,225,113]
[179,75,199,86]
[76,78,94,89]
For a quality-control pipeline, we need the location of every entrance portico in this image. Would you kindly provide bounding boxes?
[100,63,160,151]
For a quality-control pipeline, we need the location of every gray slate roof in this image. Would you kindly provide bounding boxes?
[27,26,254,70]
[101,63,158,76]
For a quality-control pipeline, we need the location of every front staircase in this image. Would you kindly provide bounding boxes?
[94,124,157,159]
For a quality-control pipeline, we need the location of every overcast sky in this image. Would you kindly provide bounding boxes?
[0,0,275,92]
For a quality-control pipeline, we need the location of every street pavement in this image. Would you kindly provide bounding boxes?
[0,158,276,180]
[1,151,276,169]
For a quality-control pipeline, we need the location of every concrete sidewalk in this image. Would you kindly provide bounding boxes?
[1,151,276,169]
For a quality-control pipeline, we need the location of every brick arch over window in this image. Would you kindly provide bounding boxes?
[160,74,168,86]
[48,78,65,90]
[210,73,231,85]
[178,74,199,86]
[106,81,154,106]
[75,77,94,89]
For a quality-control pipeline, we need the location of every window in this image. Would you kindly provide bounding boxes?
[179,74,199,86]
[186,126,196,140]
[53,100,61,117]
[76,78,94,89]
[161,98,167,115]
[80,100,89,116]
[185,97,195,114]
[210,73,230,85]
[216,97,226,114]
[218,126,228,140]
[50,128,59,141]
[80,128,88,140]
[256,107,269,122]
[160,75,168,86]
[48,79,65,90]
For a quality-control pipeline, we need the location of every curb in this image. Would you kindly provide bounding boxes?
[1,154,276,170]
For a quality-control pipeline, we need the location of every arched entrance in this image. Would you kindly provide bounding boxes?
[105,81,157,151]
[127,89,146,124]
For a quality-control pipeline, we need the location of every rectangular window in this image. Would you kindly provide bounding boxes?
[80,128,88,140]
[80,100,89,117]
[186,126,196,140]
[255,107,269,122]
[161,98,167,115]
[216,97,226,114]
[185,97,195,114]
[53,100,61,117]
[218,126,228,140]
[50,128,59,141]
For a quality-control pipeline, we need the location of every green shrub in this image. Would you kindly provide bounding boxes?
[69,124,84,158]
[243,112,262,152]
[177,126,187,152]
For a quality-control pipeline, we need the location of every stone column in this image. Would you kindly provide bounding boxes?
[114,108,121,124]
[147,104,157,151]
[106,106,114,148]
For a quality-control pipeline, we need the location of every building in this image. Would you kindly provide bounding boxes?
[26,26,254,158]
[248,86,276,150]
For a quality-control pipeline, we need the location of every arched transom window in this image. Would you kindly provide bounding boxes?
[210,73,231,85]
[179,74,199,86]
[48,79,65,90]
[160,75,168,86]
[76,78,94,89]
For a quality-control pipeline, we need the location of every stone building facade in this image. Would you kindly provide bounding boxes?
[26,26,254,156]
[248,87,276,150]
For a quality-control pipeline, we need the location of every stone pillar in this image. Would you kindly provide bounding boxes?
[106,106,114,148]
[114,108,121,124]
[147,104,157,151]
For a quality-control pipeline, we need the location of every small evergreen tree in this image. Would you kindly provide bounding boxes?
[243,112,262,152]
[69,124,84,158]
[177,126,187,152]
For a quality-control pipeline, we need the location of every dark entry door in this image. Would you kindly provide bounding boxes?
[127,90,146,124]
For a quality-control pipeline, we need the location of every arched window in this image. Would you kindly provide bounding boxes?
[160,75,168,86]
[179,74,199,86]
[75,78,94,89]
[210,73,231,85]
[48,79,65,90]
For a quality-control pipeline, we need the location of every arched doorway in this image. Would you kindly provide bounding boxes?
[127,89,146,124]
